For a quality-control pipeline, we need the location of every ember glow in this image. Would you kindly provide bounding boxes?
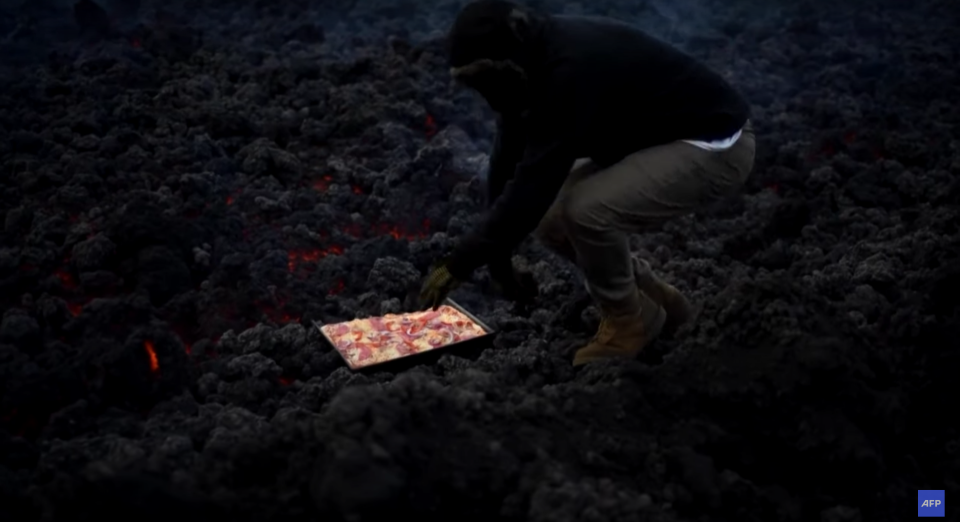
[287,247,344,272]
[370,219,431,240]
[55,269,76,289]
[313,175,333,191]
[67,302,84,317]
[226,189,242,205]
[143,340,160,373]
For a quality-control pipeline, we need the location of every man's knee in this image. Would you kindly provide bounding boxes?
[559,193,612,234]
[535,158,604,252]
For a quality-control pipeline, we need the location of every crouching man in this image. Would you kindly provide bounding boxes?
[420,0,756,366]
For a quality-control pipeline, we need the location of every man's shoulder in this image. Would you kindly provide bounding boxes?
[531,16,652,101]
[541,14,676,74]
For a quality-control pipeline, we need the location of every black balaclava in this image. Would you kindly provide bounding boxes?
[447,0,539,114]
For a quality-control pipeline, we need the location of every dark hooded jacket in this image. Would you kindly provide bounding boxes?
[444,4,750,279]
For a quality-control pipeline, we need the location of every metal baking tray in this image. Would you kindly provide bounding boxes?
[313,298,496,372]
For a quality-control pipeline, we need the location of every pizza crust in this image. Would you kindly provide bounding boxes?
[321,305,487,368]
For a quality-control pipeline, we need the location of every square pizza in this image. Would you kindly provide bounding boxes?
[320,305,488,369]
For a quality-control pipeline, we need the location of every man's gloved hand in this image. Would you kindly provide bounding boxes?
[419,260,462,311]
[488,256,539,305]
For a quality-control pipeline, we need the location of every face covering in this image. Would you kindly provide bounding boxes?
[448,1,538,114]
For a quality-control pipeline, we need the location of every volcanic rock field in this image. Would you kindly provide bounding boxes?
[0,0,958,520]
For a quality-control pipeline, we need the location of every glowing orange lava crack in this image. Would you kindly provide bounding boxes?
[287,246,344,272]
[143,340,160,373]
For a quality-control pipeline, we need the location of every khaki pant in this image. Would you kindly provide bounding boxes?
[535,121,756,315]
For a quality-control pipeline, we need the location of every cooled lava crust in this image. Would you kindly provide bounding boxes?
[0,0,958,520]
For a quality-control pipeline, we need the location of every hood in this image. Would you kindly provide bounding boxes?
[447,0,548,70]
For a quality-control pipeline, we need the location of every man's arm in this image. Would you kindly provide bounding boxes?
[446,134,574,279]
[486,115,526,207]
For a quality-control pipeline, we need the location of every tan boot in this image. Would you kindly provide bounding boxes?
[633,258,693,338]
[572,291,667,366]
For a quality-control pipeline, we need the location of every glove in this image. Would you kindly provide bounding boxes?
[488,256,539,304]
[419,261,461,311]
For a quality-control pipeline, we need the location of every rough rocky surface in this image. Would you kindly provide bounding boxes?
[0,0,958,521]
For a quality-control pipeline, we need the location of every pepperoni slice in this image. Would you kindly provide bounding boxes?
[405,321,426,336]
[367,317,385,332]
[353,342,375,362]
[345,347,362,363]
[398,341,415,356]
[383,319,403,332]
